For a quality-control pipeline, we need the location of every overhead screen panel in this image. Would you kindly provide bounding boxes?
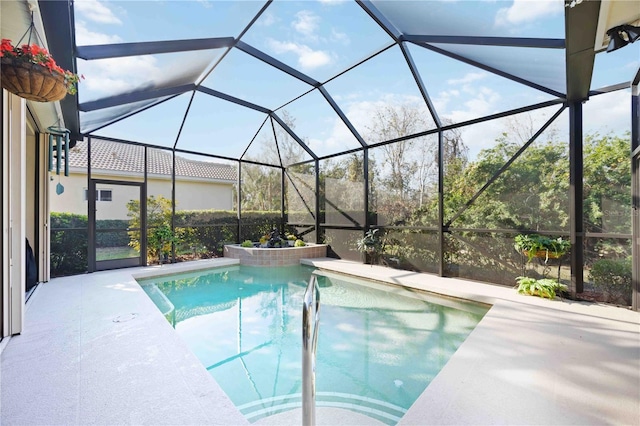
[242,118,282,166]
[175,91,269,158]
[80,97,169,135]
[419,43,567,96]
[277,89,362,158]
[591,45,640,91]
[324,44,436,144]
[201,48,313,111]
[76,49,225,104]
[87,93,193,148]
[241,0,394,83]
[370,0,565,38]
[73,1,266,43]
[405,43,559,125]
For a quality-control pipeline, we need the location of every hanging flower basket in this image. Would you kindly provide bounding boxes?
[1,56,67,102]
[1,37,81,103]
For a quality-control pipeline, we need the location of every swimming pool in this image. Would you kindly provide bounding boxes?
[138,265,488,424]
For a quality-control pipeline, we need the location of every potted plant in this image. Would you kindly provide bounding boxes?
[514,234,570,263]
[356,229,383,265]
[286,233,297,247]
[1,38,81,102]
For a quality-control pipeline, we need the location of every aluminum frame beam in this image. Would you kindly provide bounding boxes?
[402,34,565,49]
[197,87,271,114]
[564,0,601,102]
[76,37,235,60]
[38,0,81,140]
[236,41,320,87]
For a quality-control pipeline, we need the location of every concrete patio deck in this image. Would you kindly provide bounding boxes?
[1,258,638,425]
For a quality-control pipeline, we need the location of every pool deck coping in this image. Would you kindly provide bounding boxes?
[1,257,638,425]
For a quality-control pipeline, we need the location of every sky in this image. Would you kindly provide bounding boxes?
[70,0,639,162]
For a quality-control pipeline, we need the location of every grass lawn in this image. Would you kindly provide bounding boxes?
[96,246,140,261]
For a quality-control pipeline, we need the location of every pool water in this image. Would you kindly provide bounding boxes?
[138,265,488,424]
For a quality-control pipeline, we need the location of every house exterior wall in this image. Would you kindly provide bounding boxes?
[174,179,234,212]
[50,171,234,219]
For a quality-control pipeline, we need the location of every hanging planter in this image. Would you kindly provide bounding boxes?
[1,56,68,102]
[0,19,81,103]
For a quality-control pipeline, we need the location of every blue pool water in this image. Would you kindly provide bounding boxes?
[138,265,488,424]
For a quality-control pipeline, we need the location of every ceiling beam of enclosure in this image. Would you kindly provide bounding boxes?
[564,0,601,101]
[235,41,320,87]
[401,35,566,49]
[197,87,272,115]
[75,37,235,60]
[38,0,81,140]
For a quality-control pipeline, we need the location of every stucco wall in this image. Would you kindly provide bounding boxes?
[50,171,234,219]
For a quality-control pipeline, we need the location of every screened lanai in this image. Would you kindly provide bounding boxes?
[9,0,638,309]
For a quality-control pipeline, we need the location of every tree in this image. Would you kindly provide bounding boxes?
[365,102,468,225]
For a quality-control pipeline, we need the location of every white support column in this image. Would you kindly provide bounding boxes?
[2,91,9,338]
[39,132,50,282]
[4,92,26,335]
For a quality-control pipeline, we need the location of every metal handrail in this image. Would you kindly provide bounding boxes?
[302,275,320,426]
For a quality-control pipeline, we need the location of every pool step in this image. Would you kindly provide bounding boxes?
[238,392,407,425]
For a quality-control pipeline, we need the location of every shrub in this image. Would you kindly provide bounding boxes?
[588,258,632,305]
[50,212,88,276]
[294,239,306,247]
[241,240,253,247]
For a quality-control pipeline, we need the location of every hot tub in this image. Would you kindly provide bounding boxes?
[223,243,328,266]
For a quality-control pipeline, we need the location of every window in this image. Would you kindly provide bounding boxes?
[99,190,112,201]
[84,188,113,202]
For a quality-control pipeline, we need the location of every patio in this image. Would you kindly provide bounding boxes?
[2,258,638,425]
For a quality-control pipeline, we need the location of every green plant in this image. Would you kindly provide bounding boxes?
[294,239,306,247]
[286,233,297,241]
[240,240,253,247]
[516,276,568,299]
[589,258,632,305]
[356,229,382,252]
[356,229,385,265]
[514,234,570,262]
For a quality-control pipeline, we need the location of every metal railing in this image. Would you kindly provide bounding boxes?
[302,275,320,426]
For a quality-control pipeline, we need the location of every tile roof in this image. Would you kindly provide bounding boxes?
[67,139,236,182]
